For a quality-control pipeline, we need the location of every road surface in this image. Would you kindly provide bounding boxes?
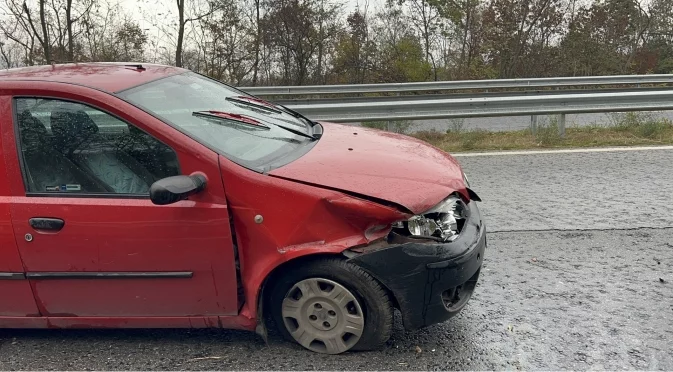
[1,147,671,370]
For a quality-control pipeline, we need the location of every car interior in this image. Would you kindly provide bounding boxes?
[16,103,180,194]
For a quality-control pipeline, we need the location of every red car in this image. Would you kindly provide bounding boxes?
[0,63,486,354]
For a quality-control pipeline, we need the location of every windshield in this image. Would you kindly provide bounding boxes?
[119,72,316,171]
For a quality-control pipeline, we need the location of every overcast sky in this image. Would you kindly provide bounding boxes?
[119,0,376,34]
[115,0,378,59]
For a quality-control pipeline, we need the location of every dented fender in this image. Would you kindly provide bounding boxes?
[219,155,411,322]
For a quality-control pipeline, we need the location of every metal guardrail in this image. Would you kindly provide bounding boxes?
[281,89,673,123]
[270,86,668,106]
[240,74,673,96]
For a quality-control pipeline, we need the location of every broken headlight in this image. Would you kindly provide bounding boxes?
[393,195,469,242]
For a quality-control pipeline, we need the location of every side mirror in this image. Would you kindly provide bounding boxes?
[149,174,207,205]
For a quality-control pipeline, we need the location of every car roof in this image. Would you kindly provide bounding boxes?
[0,63,186,93]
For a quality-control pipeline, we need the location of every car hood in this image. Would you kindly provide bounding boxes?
[269,122,467,215]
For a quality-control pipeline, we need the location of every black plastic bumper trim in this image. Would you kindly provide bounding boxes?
[348,201,486,331]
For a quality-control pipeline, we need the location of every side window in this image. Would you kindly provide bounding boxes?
[15,98,180,195]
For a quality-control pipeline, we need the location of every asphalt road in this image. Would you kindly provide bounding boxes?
[1,148,672,370]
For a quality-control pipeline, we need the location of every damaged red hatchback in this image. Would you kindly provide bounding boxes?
[0,63,486,354]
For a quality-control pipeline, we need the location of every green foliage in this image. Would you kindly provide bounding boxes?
[331,11,376,84]
[379,35,433,82]
[608,112,672,139]
[534,117,561,146]
[3,0,673,84]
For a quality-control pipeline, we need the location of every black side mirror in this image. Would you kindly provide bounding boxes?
[149,174,207,205]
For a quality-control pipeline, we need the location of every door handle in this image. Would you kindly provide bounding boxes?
[29,218,65,232]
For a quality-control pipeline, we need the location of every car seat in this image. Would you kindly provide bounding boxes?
[50,110,156,194]
[17,110,110,193]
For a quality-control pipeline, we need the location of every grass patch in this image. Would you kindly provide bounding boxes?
[412,115,673,153]
[362,120,415,134]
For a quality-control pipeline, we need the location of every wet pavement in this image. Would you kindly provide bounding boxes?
[1,148,672,370]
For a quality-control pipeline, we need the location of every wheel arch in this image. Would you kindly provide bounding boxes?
[253,251,400,341]
[258,252,341,309]
[254,253,341,340]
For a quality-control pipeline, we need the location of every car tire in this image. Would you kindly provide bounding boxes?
[267,257,394,354]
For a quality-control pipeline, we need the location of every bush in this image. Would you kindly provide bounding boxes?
[535,116,561,146]
[607,112,672,139]
[637,120,671,139]
[609,112,648,131]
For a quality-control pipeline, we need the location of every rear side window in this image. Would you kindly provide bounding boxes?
[14,98,180,195]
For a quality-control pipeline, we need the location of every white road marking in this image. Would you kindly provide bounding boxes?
[452,145,673,157]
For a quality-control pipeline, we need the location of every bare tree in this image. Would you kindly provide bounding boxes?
[21,0,51,63]
[0,1,37,65]
[175,0,220,67]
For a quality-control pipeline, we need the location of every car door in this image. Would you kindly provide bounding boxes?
[0,96,41,320]
[1,85,239,318]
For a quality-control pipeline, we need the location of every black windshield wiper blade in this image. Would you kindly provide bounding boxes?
[229,95,316,128]
[276,103,315,125]
[266,120,317,140]
[192,111,270,130]
[226,96,283,114]
[194,110,315,140]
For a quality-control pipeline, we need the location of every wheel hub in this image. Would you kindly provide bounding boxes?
[307,301,338,330]
[281,278,365,354]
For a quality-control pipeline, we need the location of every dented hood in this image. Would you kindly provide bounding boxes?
[269,122,467,215]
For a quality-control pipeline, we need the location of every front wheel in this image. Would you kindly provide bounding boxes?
[268,258,394,354]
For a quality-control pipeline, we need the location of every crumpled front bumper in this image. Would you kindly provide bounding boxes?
[346,200,486,331]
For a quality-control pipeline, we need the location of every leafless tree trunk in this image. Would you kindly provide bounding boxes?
[38,0,49,62]
[252,0,260,85]
[0,42,13,67]
[66,0,73,60]
[176,0,185,67]
[23,0,51,63]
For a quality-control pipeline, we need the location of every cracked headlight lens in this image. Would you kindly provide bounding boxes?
[397,195,469,242]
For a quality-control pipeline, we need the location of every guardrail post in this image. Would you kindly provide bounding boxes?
[530,115,538,135]
[388,91,401,132]
[558,114,566,138]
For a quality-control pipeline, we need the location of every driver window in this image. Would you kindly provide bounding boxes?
[15,98,180,195]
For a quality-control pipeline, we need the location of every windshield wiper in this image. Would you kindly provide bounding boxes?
[276,103,316,125]
[226,96,283,114]
[194,110,316,141]
[228,95,316,127]
[192,111,270,130]
[265,119,317,141]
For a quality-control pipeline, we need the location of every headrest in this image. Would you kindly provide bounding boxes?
[50,110,99,154]
[18,111,48,152]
